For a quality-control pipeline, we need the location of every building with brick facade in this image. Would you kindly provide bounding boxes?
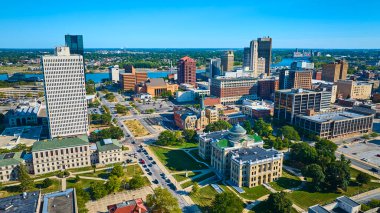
[177,56,196,86]
[137,78,178,97]
[242,100,274,119]
[322,60,348,82]
[210,77,258,104]
[258,78,279,100]
[221,50,234,72]
[119,65,148,91]
[336,80,372,100]
[279,70,312,90]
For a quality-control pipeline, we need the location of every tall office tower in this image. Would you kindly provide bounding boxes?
[65,35,84,55]
[279,70,312,90]
[243,47,251,70]
[256,57,266,77]
[206,58,221,78]
[274,89,331,123]
[109,65,120,83]
[322,60,348,82]
[257,37,272,75]
[249,40,258,72]
[221,50,234,72]
[177,56,196,86]
[42,46,88,138]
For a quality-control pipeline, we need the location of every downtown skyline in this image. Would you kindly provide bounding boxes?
[1,0,380,49]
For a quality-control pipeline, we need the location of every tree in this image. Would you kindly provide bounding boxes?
[204,120,232,132]
[266,192,293,213]
[156,130,184,146]
[253,118,272,137]
[211,192,244,213]
[18,164,33,191]
[110,164,124,178]
[75,175,81,183]
[325,156,351,191]
[315,139,337,165]
[25,93,33,98]
[115,104,128,115]
[75,185,91,213]
[191,182,200,195]
[146,187,181,213]
[290,142,318,165]
[279,125,300,141]
[242,120,253,134]
[302,164,325,191]
[106,175,121,193]
[183,129,197,143]
[41,178,53,188]
[89,182,108,200]
[129,175,145,189]
[356,172,371,185]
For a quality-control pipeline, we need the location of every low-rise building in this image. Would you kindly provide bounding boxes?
[336,80,372,100]
[139,78,178,97]
[94,139,123,165]
[200,124,282,188]
[308,196,360,213]
[31,135,91,175]
[107,198,148,213]
[42,188,78,213]
[0,191,41,213]
[0,126,42,149]
[242,99,274,119]
[0,152,24,182]
[294,109,373,139]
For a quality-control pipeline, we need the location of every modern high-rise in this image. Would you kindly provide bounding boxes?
[279,70,312,90]
[221,51,234,72]
[274,89,331,123]
[249,40,258,72]
[65,35,84,55]
[109,65,120,83]
[206,58,222,78]
[42,47,88,138]
[243,47,251,70]
[257,37,272,75]
[322,60,348,82]
[177,56,196,86]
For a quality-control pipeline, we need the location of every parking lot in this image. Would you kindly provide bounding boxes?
[134,99,174,114]
[338,140,380,166]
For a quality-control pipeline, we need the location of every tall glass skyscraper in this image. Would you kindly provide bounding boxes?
[65,35,84,55]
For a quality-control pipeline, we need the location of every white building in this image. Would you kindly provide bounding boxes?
[41,47,89,138]
[109,65,120,83]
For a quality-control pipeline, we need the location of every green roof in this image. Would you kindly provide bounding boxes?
[96,139,122,152]
[248,134,263,143]
[32,135,89,152]
[216,139,229,148]
[0,152,23,167]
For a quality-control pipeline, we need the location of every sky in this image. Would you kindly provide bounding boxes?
[1,0,380,49]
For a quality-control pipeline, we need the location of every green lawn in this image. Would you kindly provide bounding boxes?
[350,167,379,180]
[173,171,200,182]
[188,149,210,164]
[0,179,61,198]
[251,201,298,213]
[288,181,380,209]
[149,146,208,172]
[66,178,105,189]
[189,185,217,212]
[79,164,143,179]
[180,172,216,188]
[158,142,199,149]
[239,185,271,200]
[269,170,302,191]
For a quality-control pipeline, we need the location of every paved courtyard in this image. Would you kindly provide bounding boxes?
[338,140,380,166]
[86,186,154,213]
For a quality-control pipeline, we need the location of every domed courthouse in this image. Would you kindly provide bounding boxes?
[198,124,283,188]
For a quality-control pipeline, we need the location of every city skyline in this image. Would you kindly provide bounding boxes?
[1,0,380,49]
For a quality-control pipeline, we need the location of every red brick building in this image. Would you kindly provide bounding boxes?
[177,56,196,86]
[313,71,322,80]
[210,77,258,104]
[204,97,221,106]
[258,78,279,100]
[119,65,148,91]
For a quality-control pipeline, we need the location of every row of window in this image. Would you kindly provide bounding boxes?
[34,146,88,158]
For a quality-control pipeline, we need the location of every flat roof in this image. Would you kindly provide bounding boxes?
[336,196,360,207]
[0,191,40,213]
[232,146,281,163]
[299,111,369,123]
[96,139,122,152]
[309,205,331,213]
[0,126,42,149]
[147,78,166,87]
[42,188,76,213]
[32,135,89,152]
[0,152,23,167]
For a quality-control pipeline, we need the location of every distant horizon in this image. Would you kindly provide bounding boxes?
[1,1,380,49]
[1,47,380,50]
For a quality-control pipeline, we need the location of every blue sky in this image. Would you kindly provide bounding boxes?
[1,0,380,48]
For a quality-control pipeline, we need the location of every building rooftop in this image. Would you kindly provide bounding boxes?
[42,188,77,213]
[32,135,89,152]
[6,104,39,117]
[107,198,148,213]
[0,152,23,167]
[95,139,122,152]
[146,78,167,87]
[0,191,41,213]
[299,110,369,123]
[309,205,331,213]
[336,196,360,208]
[0,126,42,149]
[276,88,328,95]
[231,146,282,163]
